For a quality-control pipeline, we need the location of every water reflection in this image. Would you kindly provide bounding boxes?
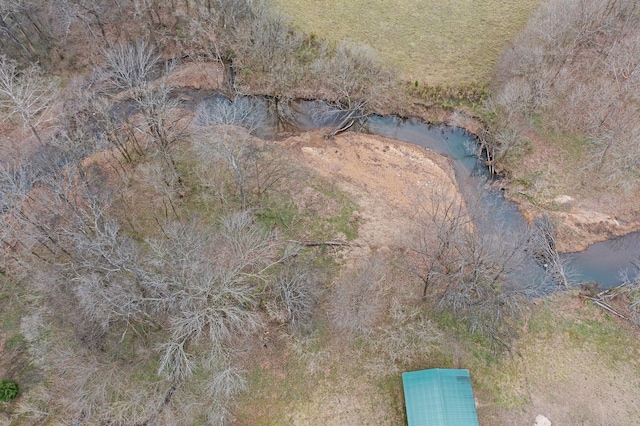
[567,232,640,287]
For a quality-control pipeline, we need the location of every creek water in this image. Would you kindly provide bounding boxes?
[567,232,640,287]
[362,114,640,289]
[192,94,640,289]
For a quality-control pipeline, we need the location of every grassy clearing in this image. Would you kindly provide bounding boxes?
[471,293,640,424]
[233,287,640,425]
[525,295,640,366]
[272,0,542,85]
[235,330,329,425]
[235,325,411,425]
[503,114,602,207]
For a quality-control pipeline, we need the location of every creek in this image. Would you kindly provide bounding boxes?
[188,93,640,289]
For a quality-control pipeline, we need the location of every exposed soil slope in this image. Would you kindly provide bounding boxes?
[284,130,459,255]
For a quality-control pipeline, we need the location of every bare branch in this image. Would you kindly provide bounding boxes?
[0,56,58,144]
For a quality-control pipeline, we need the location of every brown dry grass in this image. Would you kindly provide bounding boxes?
[233,284,640,426]
[233,327,406,425]
[477,293,640,425]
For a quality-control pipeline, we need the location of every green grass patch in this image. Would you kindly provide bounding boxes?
[426,307,509,357]
[0,276,42,400]
[257,179,359,242]
[528,299,639,365]
[256,193,299,235]
[272,0,542,85]
[312,184,359,241]
[408,81,490,111]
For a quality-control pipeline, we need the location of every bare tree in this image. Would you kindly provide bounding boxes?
[145,211,281,382]
[329,253,391,335]
[0,0,40,60]
[0,56,58,144]
[0,161,41,269]
[211,0,401,108]
[615,263,640,323]
[266,255,319,331]
[220,0,307,96]
[103,41,190,176]
[89,95,145,163]
[103,39,160,92]
[47,0,112,48]
[0,160,85,266]
[490,0,640,190]
[313,41,399,113]
[12,176,285,421]
[194,97,266,207]
[526,213,573,289]
[0,0,59,63]
[135,79,188,175]
[404,186,544,350]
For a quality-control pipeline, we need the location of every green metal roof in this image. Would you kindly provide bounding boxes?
[402,368,479,426]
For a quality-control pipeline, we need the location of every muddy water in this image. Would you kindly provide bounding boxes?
[194,95,639,289]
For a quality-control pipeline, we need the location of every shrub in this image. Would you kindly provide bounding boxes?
[0,379,19,402]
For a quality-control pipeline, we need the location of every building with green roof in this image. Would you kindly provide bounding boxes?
[402,368,479,426]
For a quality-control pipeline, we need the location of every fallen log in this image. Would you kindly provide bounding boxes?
[584,296,629,320]
[287,240,353,247]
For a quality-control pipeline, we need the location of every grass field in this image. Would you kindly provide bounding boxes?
[233,291,640,425]
[271,0,542,85]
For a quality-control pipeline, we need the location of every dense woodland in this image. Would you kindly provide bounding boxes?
[489,0,640,191]
[1,0,640,424]
[0,1,416,424]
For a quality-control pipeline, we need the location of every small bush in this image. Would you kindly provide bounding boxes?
[0,379,19,402]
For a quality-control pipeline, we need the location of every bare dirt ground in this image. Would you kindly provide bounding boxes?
[515,191,640,253]
[282,130,459,257]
